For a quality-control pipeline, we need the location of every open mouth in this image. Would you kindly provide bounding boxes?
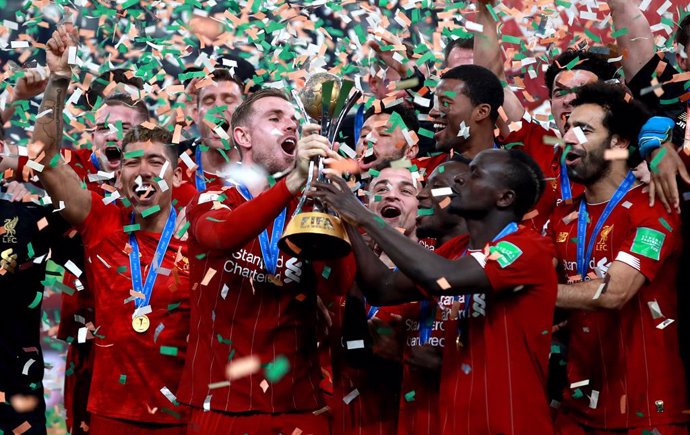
[134,182,156,200]
[380,204,402,219]
[280,137,297,155]
[564,149,584,166]
[560,112,571,126]
[105,146,122,163]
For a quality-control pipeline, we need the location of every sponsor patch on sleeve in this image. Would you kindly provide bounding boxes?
[491,241,523,268]
[630,227,665,261]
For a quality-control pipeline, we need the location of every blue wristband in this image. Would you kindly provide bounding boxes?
[638,116,675,159]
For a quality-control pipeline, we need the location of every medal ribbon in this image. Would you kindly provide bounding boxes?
[419,221,519,344]
[195,145,207,191]
[129,207,177,309]
[90,152,101,171]
[236,185,286,275]
[576,171,635,277]
[560,160,572,203]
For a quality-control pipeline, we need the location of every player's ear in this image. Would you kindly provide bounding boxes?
[496,188,516,210]
[233,126,251,153]
[610,134,629,150]
[172,165,183,188]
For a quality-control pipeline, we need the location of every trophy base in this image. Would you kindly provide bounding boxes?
[279,212,351,260]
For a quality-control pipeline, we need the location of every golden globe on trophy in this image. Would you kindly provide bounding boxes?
[278,73,362,260]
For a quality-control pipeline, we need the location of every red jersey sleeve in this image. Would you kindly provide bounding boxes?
[473,229,556,294]
[75,191,124,249]
[186,178,293,252]
[614,202,681,282]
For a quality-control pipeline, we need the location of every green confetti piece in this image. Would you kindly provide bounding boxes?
[438,165,445,174]
[584,28,601,43]
[650,147,667,173]
[659,217,673,232]
[322,266,332,279]
[123,224,141,233]
[417,128,435,138]
[141,205,161,218]
[195,253,207,260]
[374,216,386,228]
[49,153,61,168]
[265,355,290,383]
[160,408,182,419]
[160,346,179,357]
[417,208,434,216]
[119,374,127,384]
[120,197,131,208]
[501,34,522,45]
[564,56,581,70]
[206,217,225,223]
[167,302,181,312]
[217,334,232,345]
[176,221,190,238]
[27,242,34,259]
[611,28,629,38]
[116,265,128,274]
[404,391,416,402]
[551,344,561,354]
[373,195,382,202]
[636,411,645,418]
[572,388,584,399]
[368,169,380,178]
[123,149,144,159]
[28,292,42,309]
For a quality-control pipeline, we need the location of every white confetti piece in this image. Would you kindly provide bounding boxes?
[431,187,453,197]
[153,323,165,343]
[160,386,177,403]
[67,46,77,65]
[26,160,44,172]
[11,41,29,48]
[464,20,484,32]
[64,260,82,277]
[570,379,589,389]
[346,340,364,350]
[572,126,587,144]
[77,327,88,343]
[133,305,152,318]
[648,300,663,320]
[338,143,357,159]
[22,359,35,375]
[203,394,212,411]
[343,388,360,404]
[589,390,599,409]
[179,152,197,170]
[220,284,230,300]
[657,318,675,329]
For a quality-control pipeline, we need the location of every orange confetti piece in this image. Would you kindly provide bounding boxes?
[201,268,217,286]
[436,277,451,290]
[226,355,262,380]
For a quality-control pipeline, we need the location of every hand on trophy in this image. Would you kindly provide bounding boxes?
[286,123,340,194]
[309,174,370,227]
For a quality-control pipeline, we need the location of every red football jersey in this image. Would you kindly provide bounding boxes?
[374,301,442,435]
[177,178,356,414]
[546,184,689,429]
[412,153,448,180]
[329,297,402,435]
[499,118,584,232]
[75,192,191,423]
[434,227,557,435]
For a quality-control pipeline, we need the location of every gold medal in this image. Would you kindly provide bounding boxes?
[132,314,150,333]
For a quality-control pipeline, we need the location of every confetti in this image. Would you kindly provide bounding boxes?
[226,355,262,380]
[265,355,290,383]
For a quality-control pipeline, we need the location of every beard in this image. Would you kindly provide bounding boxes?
[566,140,612,186]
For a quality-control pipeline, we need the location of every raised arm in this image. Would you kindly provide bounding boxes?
[607,0,655,80]
[345,223,426,306]
[311,176,491,296]
[34,24,92,226]
[473,0,525,135]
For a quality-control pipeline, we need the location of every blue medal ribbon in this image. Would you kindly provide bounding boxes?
[236,185,286,275]
[353,104,365,146]
[419,221,520,344]
[90,152,101,171]
[576,171,635,277]
[129,207,177,310]
[194,145,207,192]
[560,160,573,203]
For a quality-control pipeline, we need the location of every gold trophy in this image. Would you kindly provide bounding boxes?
[279,73,362,260]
